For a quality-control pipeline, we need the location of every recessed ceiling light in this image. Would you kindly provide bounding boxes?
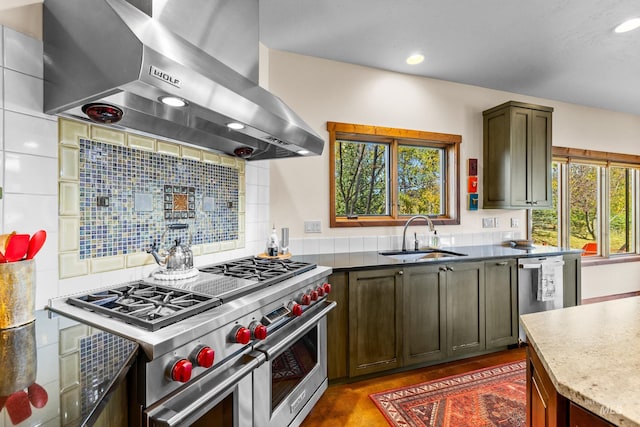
[159,96,187,107]
[297,149,310,155]
[226,122,245,130]
[406,54,425,65]
[614,18,640,33]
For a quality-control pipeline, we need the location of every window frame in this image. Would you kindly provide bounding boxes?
[546,146,640,265]
[328,121,461,228]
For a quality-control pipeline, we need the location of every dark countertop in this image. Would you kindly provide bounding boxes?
[0,310,138,426]
[293,244,582,272]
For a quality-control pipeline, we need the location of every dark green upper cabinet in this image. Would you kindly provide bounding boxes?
[483,101,553,209]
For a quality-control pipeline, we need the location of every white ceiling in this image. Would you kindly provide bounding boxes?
[259,0,640,116]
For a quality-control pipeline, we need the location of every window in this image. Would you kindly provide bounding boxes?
[328,122,461,227]
[532,147,640,261]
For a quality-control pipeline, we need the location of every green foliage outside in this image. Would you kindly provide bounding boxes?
[398,145,442,215]
[335,140,388,216]
[532,162,633,254]
[335,140,443,217]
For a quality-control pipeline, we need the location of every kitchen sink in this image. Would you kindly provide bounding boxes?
[378,249,467,262]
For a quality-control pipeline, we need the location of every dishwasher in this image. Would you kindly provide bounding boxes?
[518,256,564,342]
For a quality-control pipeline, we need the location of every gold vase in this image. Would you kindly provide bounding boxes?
[0,259,36,329]
[0,320,36,396]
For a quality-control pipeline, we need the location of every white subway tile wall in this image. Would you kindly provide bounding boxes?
[2,27,59,308]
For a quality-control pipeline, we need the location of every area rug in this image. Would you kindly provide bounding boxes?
[369,360,526,427]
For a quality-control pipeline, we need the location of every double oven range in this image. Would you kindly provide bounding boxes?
[48,256,335,426]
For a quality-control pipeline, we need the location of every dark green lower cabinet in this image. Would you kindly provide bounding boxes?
[403,265,447,365]
[348,268,402,377]
[446,262,485,357]
[485,259,518,348]
[325,256,578,381]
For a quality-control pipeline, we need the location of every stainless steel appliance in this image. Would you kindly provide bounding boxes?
[253,304,330,427]
[48,256,334,426]
[518,256,565,342]
[43,0,324,160]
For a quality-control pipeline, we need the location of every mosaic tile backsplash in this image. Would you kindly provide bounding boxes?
[79,139,239,260]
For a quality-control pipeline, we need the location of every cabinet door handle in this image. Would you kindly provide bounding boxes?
[398,270,404,275]
[439,266,447,272]
[496,261,508,266]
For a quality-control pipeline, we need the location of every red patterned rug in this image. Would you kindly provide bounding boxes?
[369,360,526,427]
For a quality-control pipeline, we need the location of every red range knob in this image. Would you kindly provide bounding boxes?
[234,326,251,345]
[310,290,319,301]
[170,359,193,383]
[300,293,311,305]
[290,303,303,317]
[316,286,325,297]
[323,282,332,294]
[251,322,268,340]
[195,346,215,368]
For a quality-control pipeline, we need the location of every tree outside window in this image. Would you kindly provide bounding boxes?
[328,122,460,227]
[532,147,640,261]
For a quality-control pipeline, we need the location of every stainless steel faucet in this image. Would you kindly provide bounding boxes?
[401,215,436,251]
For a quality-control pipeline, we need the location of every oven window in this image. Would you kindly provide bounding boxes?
[191,393,233,427]
[271,328,318,410]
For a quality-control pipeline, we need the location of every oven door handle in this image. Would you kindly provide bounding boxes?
[259,299,336,359]
[145,351,265,427]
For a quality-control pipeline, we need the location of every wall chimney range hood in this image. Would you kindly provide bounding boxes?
[43,0,324,160]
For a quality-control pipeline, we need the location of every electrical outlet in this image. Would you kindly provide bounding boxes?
[482,217,495,228]
[96,196,110,207]
[304,220,322,233]
[511,218,519,228]
[493,217,499,228]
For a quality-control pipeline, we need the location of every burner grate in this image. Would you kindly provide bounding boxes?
[67,282,222,331]
[199,257,316,286]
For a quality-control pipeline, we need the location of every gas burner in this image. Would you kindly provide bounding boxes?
[198,257,316,286]
[66,282,221,331]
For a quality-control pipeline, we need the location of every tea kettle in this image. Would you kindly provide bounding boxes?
[146,224,193,271]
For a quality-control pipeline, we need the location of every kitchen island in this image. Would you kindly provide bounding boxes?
[520,297,640,426]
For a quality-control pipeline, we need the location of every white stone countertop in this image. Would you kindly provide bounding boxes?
[520,297,640,426]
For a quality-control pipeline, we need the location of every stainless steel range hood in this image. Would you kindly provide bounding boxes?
[43,0,324,160]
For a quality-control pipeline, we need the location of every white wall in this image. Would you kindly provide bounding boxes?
[266,49,640,299]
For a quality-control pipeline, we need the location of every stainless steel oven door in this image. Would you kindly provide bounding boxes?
[144,350,264,427]
[253,300,336,427]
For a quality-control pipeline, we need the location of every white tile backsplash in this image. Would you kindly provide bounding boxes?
[4,27,43,78]
[4,110,58,157]
[0,25,3,67]
[377,235,392,251]
[317,237,334,254]
[303,238,320,255]
[0,110,3,150]
[334,236,349,253]
[4,68,47,117]
[363,236,378,252]
[348,236,364,252]
[4,152,58,194]
[245,164,258,185]
[3,193,58,234]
